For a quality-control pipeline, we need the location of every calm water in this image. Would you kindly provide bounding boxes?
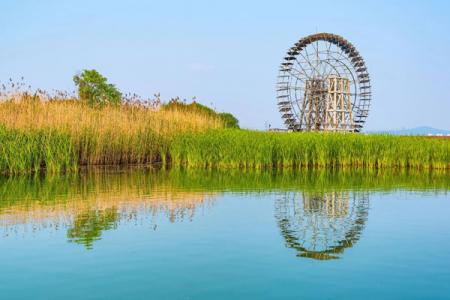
[1,169,450,299]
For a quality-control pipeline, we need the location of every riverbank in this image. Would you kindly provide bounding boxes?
[171,130,450,170]
[1,98,449,174]
[0,96,223,174]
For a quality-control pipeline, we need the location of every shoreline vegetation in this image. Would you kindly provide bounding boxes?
[1,72,449,175]
[0,96,449,174]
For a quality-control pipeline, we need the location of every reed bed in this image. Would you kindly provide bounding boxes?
[0,126,76,174]
[0,95,223,174]
[1,95,449,173]
[170,130,450,170]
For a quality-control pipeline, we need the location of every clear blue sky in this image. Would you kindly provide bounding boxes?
[1,0,449,130]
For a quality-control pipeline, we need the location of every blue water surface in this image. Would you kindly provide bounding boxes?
[0,170,449,299]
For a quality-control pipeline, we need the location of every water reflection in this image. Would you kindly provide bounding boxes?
[67,208,119,249]
[0,170,217,249]
[1,188,216,249]
[275,191,369,260]
[0,168,448,252]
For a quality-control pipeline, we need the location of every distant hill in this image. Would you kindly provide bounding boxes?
[369,126,450,136]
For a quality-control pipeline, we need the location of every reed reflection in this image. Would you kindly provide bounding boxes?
[1,168,448,251]
[0,172,217,249]
[275,191,369,260]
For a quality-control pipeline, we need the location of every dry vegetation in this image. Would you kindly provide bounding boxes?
[0,93,224,174]
[0,86,449,174]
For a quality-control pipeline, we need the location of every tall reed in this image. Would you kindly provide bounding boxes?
[1,95,449,173]
[170,129,450,170]
[0,126,76,174]
[0,94,223,174]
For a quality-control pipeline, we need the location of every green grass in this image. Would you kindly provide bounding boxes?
[1,96,448,174]
[0,126,77,174]
[0,96,223,174]
[170,129,450,170]
[1,126,449,174]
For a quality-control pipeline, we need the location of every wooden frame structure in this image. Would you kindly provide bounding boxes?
[277,33,371,132]
[324,76,354,131]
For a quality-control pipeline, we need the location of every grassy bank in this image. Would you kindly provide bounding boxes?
[0,97,449,174]
[0,96,223,174]
[171,130,450,170]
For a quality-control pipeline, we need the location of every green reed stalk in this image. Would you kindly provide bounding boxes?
[0,126,77,174]
[169,129,450,170]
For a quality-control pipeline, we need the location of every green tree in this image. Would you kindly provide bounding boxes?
[73,69,121,106]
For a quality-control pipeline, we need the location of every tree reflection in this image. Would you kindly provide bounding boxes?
[67,208,119,250]
[275,191,369,260]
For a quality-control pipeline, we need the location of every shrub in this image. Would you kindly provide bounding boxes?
[218,112,239,128]
[162,98,240,128]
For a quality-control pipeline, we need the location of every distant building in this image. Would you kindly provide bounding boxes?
[269,128,290,132]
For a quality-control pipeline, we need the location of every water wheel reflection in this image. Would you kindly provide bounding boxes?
[275,191,369,260]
